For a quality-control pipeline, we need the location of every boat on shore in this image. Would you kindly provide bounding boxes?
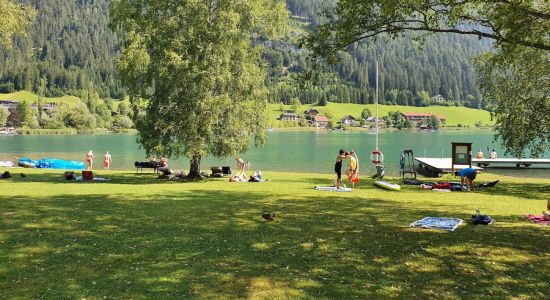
[18,158,85,170]
[18,158,37,168]
[0,161,14,167]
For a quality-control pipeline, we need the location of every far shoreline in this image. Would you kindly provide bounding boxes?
[2,126,495,136]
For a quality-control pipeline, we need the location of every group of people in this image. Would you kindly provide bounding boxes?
[230,156,262,182]
[476,148,497,159]
[86,150,112,170]
[335,149,360,189]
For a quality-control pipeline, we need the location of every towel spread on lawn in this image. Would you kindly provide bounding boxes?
[410,217,464,231]
[526,214,550,225]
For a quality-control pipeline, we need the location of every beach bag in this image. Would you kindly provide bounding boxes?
[64,171,75,180]
[82,171,94,181]
[471,214,494,225]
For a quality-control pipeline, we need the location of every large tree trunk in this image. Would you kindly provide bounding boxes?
[187,153,202,179]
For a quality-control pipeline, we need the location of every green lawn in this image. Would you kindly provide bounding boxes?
[0,91,81,106]
[1,169,548,299]
[269,102,493,127]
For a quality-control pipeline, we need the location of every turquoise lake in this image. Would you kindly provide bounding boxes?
[0,130,548,177]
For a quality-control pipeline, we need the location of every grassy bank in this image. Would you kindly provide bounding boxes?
[0,169,548,299]
[0,91,81,106]
[268,102,493,127]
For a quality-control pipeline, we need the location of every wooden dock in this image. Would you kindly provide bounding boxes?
[472,158,550,168]
[414,157,482,177]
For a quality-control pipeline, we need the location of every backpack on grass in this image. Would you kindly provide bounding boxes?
[471,214,494,225]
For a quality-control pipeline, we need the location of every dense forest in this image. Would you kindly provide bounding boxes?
[0,0,491,109]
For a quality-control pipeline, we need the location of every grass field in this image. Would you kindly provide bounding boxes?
[268,103,493,127]
[1,169,548,299]
[0,91,128,111]
[0,91,81,106]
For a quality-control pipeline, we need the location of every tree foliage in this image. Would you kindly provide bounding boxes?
[0,107,8,127]
[477,48,550,157]
[0,0,123,98]
[111,0,288,176]
[306,0,550,62]
[305,0,550,155]
[0,0,35,47]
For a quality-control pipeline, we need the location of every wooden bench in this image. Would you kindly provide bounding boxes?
[135,161,164,173]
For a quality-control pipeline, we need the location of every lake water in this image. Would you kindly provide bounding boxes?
[0,130,549,178]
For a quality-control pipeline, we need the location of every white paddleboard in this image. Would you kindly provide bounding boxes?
[314,186,352,192]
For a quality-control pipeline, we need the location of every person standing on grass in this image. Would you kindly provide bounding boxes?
[459,167,477,192]
[335,149,349,189]
[86,150,94,170]
[103,151,112,170]
[346,150,359,188]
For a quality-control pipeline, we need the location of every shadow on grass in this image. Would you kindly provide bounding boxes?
[1,189,549,299]
[1,171,220,185]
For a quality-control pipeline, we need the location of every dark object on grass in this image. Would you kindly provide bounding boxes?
[1,171,12,179]
[64,171,75,180]
[20,173,26,178]
[222,166,232,175]
[82,171,94,181]
[476,180,499,188]
[262,213,276,221]
[134,161,164,173]
[471,214,494,225]
[402,179,423,185]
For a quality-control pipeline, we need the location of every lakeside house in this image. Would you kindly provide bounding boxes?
[31,102,57,111]
[0,100,18,109]
[314,115,329,129]
[303,108,319,118]
[431,94,445,103]
[279,113,298,122]
[401,112,446,125]
[340,115,358,126]
[1,100,57,111]
[365,116,384,125]
[0,127,17,135]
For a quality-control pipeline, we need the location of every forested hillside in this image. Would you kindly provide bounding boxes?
[0,0,490,108]
[0,0,123,99]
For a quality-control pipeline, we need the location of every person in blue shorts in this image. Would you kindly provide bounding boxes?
[460,167,477,191]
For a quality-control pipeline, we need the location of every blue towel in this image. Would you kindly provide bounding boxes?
[410,217,463,231]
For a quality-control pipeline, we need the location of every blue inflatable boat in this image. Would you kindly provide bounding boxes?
[18,158,37,168]
[19,158,85,170]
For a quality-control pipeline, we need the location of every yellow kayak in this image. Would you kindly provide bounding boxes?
[374,180,401,191]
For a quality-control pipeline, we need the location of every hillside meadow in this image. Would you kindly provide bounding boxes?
[268,102,493,128]
[2,91,492,130]
[0,169,548,299]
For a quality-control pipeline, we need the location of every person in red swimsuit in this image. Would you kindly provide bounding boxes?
[103,151,112,170]
[86,150,94,170]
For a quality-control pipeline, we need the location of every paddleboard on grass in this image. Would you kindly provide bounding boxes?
[314,186,352,192]
[374,180,401,191]
[0,161,14,167]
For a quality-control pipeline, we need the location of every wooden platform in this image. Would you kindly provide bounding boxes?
[414,157,482,177]
[472,158,550,168]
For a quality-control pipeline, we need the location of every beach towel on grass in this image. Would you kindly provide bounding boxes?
[410,217,464,231]
[526,214,550,226]
[314,186,352,192]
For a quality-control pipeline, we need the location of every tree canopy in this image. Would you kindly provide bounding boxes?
[477,47,550,157]
[110,0,288,177]
[306,0,549,61]
[0,0,35,47]
[306,0,550,156]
